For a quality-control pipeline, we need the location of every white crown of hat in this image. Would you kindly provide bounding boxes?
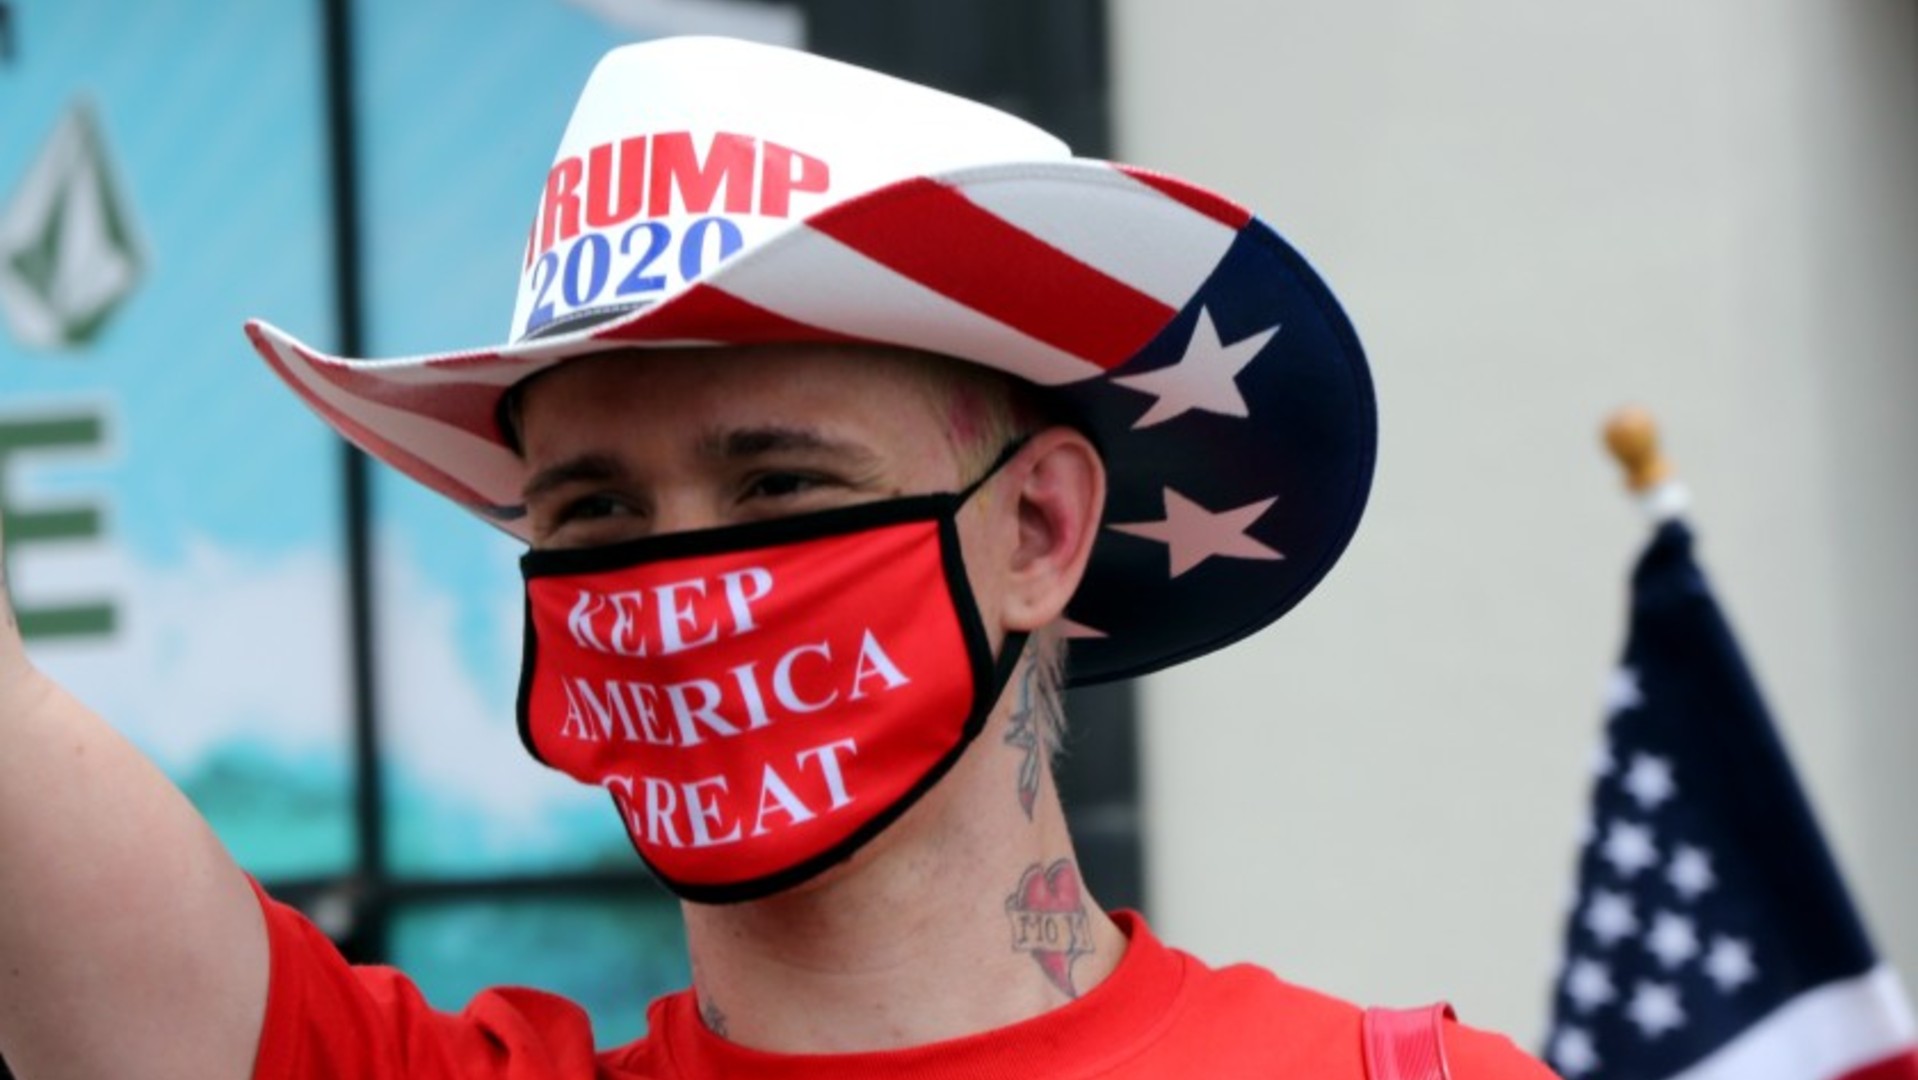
[510,36,1070,343]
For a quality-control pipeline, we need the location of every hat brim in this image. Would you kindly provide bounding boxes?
[247,159,1375,686]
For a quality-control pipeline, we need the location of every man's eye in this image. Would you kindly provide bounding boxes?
[556,493,633,522]
[744,472,824,500]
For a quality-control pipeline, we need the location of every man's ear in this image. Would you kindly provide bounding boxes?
[1001,427,1106,633]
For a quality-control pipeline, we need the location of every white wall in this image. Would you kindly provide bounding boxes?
[1112,0,1918,1045]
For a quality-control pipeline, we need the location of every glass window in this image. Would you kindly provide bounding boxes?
[0,0,353,880]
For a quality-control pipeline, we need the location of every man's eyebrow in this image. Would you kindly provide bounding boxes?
[522,453,628,502]
[521,431,879,500]
[701,426,880,466]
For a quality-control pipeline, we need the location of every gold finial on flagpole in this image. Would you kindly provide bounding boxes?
[1604,405,1690,523]
[1603,405,1675,493]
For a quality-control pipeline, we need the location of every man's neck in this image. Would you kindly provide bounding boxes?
[676,725,1127,1054]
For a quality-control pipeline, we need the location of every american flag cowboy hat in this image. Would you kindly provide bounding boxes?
[245,36,1377,686]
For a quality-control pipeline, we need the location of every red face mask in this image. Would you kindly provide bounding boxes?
[517,452,1026,904]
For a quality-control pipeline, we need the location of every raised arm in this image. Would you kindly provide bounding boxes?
[0,553,269,1079]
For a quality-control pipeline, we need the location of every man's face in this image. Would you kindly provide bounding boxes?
[512,345,1067,893]
[514,345,1021,631]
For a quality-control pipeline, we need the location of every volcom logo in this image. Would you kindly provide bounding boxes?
[0,100,145,350]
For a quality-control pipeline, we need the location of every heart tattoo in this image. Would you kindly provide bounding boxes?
[1005,859,1094,998]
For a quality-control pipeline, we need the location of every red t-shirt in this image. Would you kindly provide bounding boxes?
[252,888,1556,1078]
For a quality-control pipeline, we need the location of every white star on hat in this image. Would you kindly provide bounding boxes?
[1601,819,1659,878]
[1627,980,1687,1038]
[1704,936,1757,992]
[1551,1026,1602,1078]
[1645,910,1700,969]
[1111,306,1279,429]
[1059,618,1107,640]
[1667,844,1715,900]
[1111,488,1283,578]
[1623,753,1677,811]
[1564,957,1617,1013]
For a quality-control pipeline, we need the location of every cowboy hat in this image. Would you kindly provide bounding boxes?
[246,35,1375,686]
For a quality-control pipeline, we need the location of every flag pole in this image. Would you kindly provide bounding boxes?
[1602,405,1691,524]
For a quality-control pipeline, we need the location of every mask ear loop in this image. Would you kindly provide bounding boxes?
[989,629,1033,703]
[953,435,1036,707]
[957,436,1034,503]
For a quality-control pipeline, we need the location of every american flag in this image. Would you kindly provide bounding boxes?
[1545,518,1918,1080]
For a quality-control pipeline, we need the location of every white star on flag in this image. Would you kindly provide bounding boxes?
[1604,667,1644,717]
[1622,753,1677,810]
[1564,957,1617,1012]
[1703,936,1757,992]
[1111,306,1279,428]
[1667,844,1715,901]
[1627,980,1687,1038]
[1645,910,1701,969]
[1551,1025,1602,1078]
[1585,888,1640,947]
[1111,488,1283,578]
[1590,739,1615,779]
[1601,819,1659,878]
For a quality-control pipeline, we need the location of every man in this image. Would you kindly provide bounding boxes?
[0,37,1555,1078]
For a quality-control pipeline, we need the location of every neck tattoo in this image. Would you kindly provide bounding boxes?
[1004,858,1094,998]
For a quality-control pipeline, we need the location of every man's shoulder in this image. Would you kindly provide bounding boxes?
[1439,1017,1561,1080]
[1168,950,1555,1078]
[1181,953,1363,1031]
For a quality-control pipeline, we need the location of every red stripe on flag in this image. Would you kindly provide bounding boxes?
[1116,165,1253,229]
[597,284,868,346]
[808,177,1174,371]
[1839,1048,1918,1080]
[250,327,515,516]
[298,353,509,444]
